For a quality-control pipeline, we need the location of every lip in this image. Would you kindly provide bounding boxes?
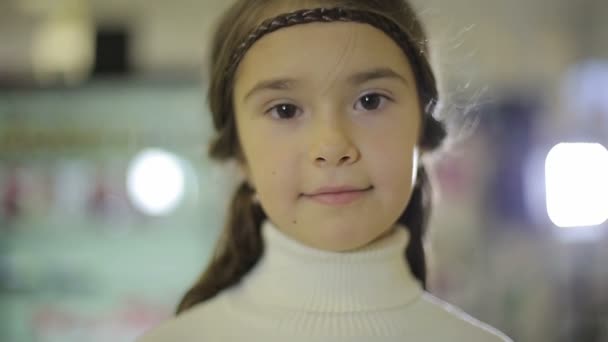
[307,185,371,196]
[304,186,372,205]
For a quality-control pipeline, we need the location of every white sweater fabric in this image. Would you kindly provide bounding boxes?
[139,220,512,342]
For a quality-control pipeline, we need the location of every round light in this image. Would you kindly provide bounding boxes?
[127,149,186,216]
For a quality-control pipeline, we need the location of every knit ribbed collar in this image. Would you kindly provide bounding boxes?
[235,219,423,313]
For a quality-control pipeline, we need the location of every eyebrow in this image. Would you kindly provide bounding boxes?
[347,67,409,88]
[242,67,409,102]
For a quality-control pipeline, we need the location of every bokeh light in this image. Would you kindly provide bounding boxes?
[545,143,608,228]
[126,148,186,216]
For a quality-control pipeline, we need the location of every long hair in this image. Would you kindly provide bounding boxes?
[176,0,447,315]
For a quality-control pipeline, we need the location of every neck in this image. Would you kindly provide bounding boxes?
[234,219,423,313]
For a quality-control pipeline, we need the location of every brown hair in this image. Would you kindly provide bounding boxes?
[176,0,446,315]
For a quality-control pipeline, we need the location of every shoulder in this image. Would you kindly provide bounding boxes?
[135,294,228,342]
[414,292,513,342]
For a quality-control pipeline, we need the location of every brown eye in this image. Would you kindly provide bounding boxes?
[268,103,300,120]
[355,93,390,111]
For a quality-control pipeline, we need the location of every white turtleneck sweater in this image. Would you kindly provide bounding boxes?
[138,220,512,341]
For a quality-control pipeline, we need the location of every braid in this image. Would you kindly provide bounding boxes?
[176,181,266,314]
[397,167,434,289]
[229,8,424,70]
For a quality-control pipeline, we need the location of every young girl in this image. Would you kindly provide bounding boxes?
[139,0,512,341]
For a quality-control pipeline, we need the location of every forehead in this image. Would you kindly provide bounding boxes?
[233,22,416,95]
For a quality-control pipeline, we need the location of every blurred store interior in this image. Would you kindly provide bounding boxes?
[1,0,607,341]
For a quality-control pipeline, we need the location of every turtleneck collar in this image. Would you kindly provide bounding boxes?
[234,219,423,313]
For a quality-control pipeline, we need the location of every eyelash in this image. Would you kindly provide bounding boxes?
[265,92,393,120]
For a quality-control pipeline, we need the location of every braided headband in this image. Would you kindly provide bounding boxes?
[225,7,438,115]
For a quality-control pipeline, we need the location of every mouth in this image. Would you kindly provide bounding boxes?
[303,186,373,205]
[305,185,373,196]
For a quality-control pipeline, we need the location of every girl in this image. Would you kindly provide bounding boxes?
[140,0,512,341]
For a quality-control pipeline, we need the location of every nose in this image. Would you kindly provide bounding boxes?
[308,115,360,167]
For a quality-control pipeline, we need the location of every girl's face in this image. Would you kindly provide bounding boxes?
[233,22,422,252]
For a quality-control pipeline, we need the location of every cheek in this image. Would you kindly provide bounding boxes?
[244,133,301,199]
[372,141,416,188]
[365,118,419,195]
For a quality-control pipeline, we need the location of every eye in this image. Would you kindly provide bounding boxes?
[355,93,390,111]
[266,103,301,120]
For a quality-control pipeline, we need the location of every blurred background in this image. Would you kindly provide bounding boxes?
[1,0,607,341]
